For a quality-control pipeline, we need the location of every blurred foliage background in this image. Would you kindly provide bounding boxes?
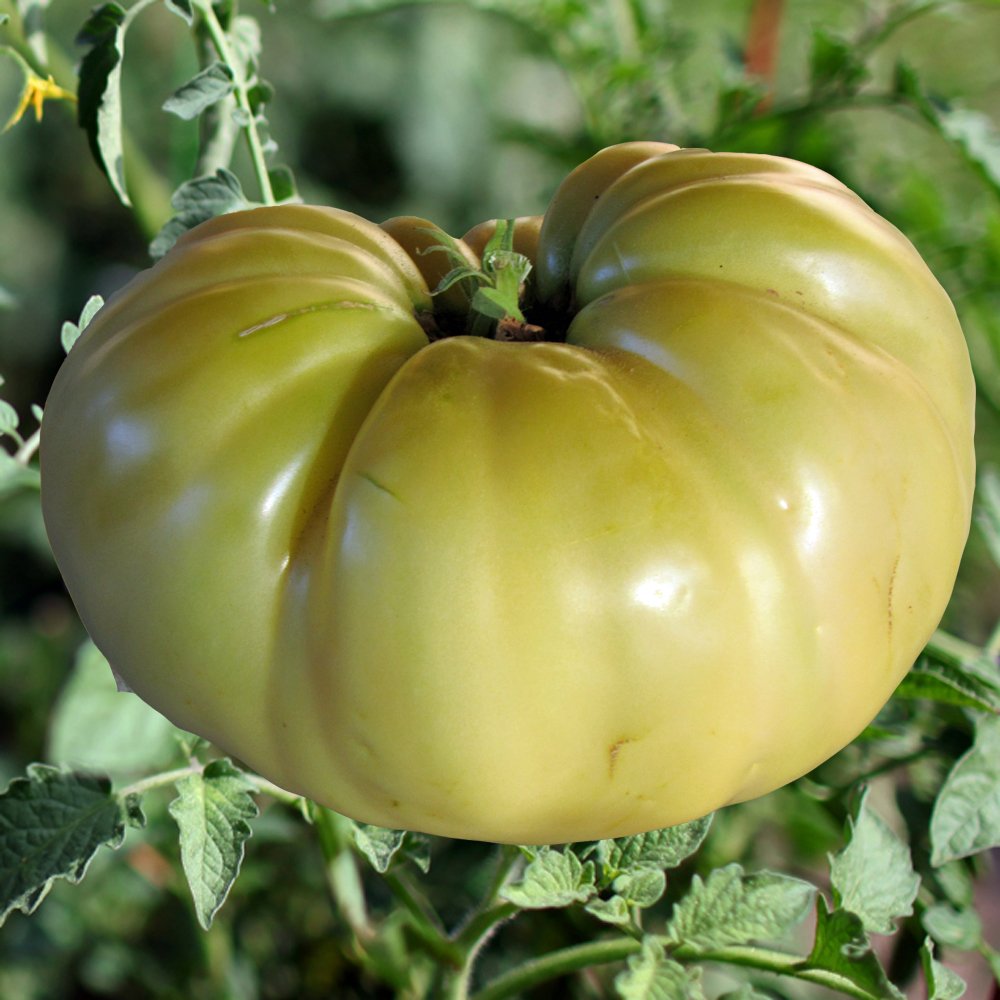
[2,1,1000,997]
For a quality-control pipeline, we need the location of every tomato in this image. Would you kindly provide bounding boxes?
[40,143,975,844]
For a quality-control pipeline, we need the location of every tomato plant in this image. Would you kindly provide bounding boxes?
[5,2,1000,998]
[39,141,975,845]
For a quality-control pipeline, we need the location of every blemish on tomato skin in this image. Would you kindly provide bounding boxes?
[887,555,900,643]
[608,736,636,777]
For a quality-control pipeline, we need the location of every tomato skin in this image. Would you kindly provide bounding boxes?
[41,146,975,844]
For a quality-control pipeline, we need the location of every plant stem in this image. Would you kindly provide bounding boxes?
[672,943,884,999]
[242,773,304,808]
[313,808,375,940]
[119,763,204,799]
[471,937,639,1000]
[471,935,892,1000]
[194,0,275,205]
[384,871,465,967]
[13,426,40,464]
[438,846,523,999]
[452,846,522,953]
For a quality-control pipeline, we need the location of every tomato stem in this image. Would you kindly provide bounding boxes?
[428,220,540,340]
[195,0,276,206]
[470,936,887,1000]
[118,763,204,799]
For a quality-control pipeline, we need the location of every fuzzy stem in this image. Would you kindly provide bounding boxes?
[472,936,888,1000]
[194,0,275,205]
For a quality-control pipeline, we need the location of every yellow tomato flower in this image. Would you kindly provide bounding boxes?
[3,73,76,133]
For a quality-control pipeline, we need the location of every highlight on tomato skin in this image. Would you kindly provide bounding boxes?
[38,142,976,845]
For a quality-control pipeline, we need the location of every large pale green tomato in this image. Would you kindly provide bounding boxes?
[41,143,975,844]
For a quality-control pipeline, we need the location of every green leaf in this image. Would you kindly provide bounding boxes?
[613,867,667,908]
[75,3,130,206]
[977,466,1000,571]
[894,62,1000,200]
[582,868,665,924]
[168,759,258,929]
[893,60,923,104]
[60,294,104,353]
[351,823,406,873]
[0,451,40,497]
[267,164,296,202]
[433,264,485,296]
[809,29,868,96]
[150,169,248,258]
[247,79,274,115]
[230,14,262,70]
[351,824,430,874]
[46,640,185,777]
[163,61,235,120]
[587,816,714,882]
[665,864,815,950]
[0,397,18,439]
[0,765,131,926]
[482,245,531,322]
[714,80,768,134]
[930,713,1000,865]
[717,988,773,1000]
[164,0,194,23]
[471,286,514,321]
[804,897,904,1000]
[897,655,1000,713]
[453,218,532,324]
[933,861,975,910]
[922,903,982,952]
[937,107,1000,194]
[500,848,596,909]
[829,789,920,934]
[920,938,967,999]
[615,938,704,1000]
[584,893,631,926]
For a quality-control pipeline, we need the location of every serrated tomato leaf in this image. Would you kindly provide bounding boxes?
[75,3,129,205]
[665,864,814,951]
[589,815,713,882]
[0,765,130,925]
[150,170,248,258]
[615,937,705,1000]
[162,61,235,120]
[897,656,1000,713]
[500,848,596,909]
[830,788,920,934]
[930,714,1000,865]
[351,823,430,874]
[919,938,966,1000]
[803,897,904,1000]
[168,759,258,929]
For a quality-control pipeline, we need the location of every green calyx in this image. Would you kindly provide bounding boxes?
[425,220,539,340]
